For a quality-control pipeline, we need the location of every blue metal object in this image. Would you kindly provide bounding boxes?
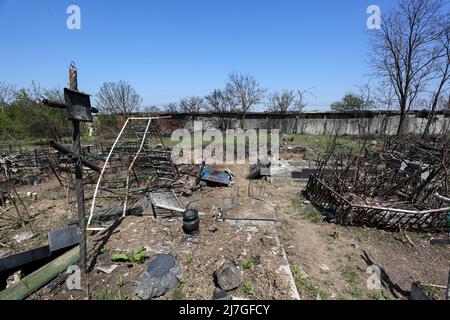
[199,166,232,186]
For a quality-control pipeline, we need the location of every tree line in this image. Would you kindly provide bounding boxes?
[98,73,309,117]
[0,0,448,142]
[0,73,311,141]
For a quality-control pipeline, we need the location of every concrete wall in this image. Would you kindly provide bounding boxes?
[156,111,450,136]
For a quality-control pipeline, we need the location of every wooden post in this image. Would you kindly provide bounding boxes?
[69,64,87,274]
[0,242,93,300]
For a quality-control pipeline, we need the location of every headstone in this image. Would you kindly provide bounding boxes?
[135,254,182,299]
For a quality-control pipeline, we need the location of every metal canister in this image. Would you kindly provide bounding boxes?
[182,209,199,235]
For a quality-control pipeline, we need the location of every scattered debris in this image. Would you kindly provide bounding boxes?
[215,259,243,292]
[303,137,450,231]
[411,282,447,300]
[6,270,22,288]
[13,232,34,244]
[319,264,330,272]
[96,265,118,274]
[150,188,185,216]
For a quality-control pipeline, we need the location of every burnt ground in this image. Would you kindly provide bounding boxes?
[1,153,450,300]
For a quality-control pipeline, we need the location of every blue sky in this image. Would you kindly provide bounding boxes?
[0,0,397,110]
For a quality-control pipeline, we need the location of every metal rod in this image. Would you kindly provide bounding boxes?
[123,119,152,217]
[87,117,131,227]
[41,99,67,109]
[351,204,450,215]
[49,140,101,173]
[41,99,99,114]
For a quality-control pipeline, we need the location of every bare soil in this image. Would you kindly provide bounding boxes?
[2,154,449,300]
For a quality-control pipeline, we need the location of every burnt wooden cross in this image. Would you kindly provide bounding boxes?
[41,63,99,273]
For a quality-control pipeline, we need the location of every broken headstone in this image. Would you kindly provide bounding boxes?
[135,254,182,299]
[215,259,243,292]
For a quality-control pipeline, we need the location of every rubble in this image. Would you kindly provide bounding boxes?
[215,259,243,292]
[13,232,34,244]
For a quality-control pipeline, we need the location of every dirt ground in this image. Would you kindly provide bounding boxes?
[32,214,297,300]
[1,154,450,300]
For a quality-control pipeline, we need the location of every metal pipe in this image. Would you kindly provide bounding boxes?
[41,99,99,114]
[87,117,131,228]
[42,99,67,109]
[49,141,101,173]
[351,204,450,215]
[123,119,152,217]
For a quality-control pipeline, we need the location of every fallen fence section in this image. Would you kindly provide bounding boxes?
[87,116,180,231]
[304,175,449,231]
[303,137,450,232]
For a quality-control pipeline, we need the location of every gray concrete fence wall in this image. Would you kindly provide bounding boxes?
[169,111,450,136]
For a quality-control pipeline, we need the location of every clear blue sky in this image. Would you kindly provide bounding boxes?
[0,0,397,110]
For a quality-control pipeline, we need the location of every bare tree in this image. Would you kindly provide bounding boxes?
[0,82,15,106]
[142,105,161,114]
[267,90,295,113]
[205,89,236,113]
[179,96,205,113]
[161,102,179,113]
[96,81,143,124]
[373,81,398,135]
[294,89,311,112]
[225,72,265,128]
[423,19,450,138]
[371,0,447,135]
[266,89,308,113]
[374,80,397,111]
[204,89,237,129]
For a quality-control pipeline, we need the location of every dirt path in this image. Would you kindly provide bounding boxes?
[269,182,450,300]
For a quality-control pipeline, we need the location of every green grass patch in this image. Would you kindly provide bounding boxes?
[9,220,22,230]
[111,247,149,266]
[371,291,387,300]
[244,282,255,296]
[284,134,366,153]
[291,264,329,299]
[94,289,129,300]
[340,266,365,299]
[330,229,341,239]
[100,246,109,254]
[172,281,186,300]
[243,260,254,270]
[292,197,323,224]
